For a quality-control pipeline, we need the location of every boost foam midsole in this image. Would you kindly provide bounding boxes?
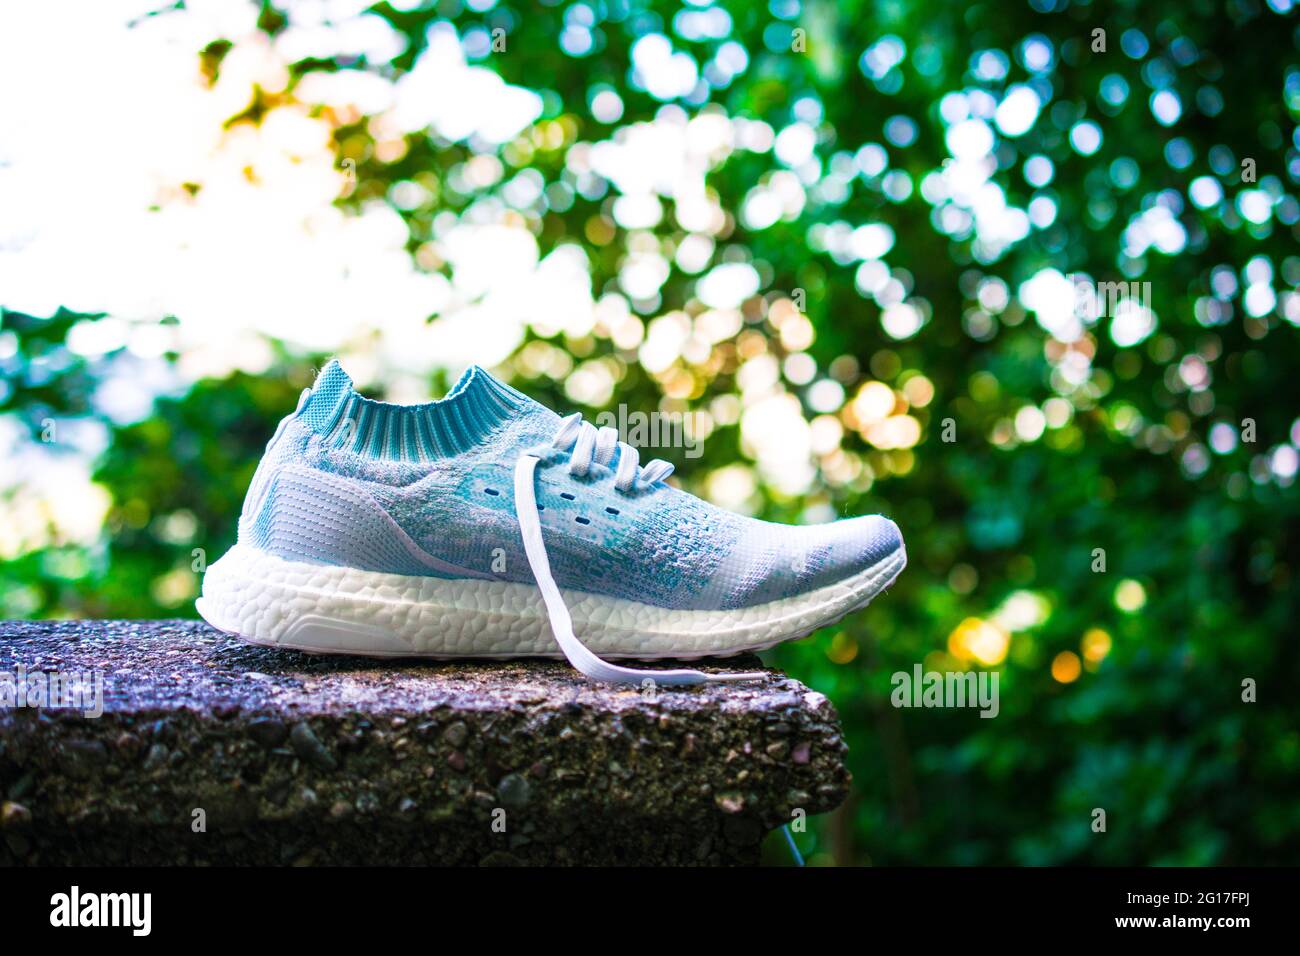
[196,543,907,659]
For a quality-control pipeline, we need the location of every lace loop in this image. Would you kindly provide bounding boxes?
[551,412,675,492]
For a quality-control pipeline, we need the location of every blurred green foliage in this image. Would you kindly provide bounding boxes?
[4,0,1300,864]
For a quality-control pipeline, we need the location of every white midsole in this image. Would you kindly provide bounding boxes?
[196,543,906,660]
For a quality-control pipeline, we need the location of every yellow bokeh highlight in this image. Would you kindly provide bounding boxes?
[947,617,1010,666]
[1114,579,1147,613]
[901,374,934,408]
[865,414,921,450]
[779,314,815,351]
[852,381,896,426]
[151,567,198,608]
[1051,651,1082,683]
[1081,628,1112,663]
[827,632,859,665]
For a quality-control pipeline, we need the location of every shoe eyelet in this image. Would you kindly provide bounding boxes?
[484,487,500,496]
[560,492,576,500]
[605,507,619,516]
[575,516,590,525]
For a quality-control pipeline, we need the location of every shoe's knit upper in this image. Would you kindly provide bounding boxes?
[238,361,903,611]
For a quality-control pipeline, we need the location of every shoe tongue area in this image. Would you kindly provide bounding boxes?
[300,359,551,459]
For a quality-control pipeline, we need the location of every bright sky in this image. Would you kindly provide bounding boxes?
[0,0,564,385]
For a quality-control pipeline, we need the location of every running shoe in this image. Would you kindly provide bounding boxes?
[197,360,906,684]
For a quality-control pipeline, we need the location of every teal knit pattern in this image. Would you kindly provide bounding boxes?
[238,361,904,611]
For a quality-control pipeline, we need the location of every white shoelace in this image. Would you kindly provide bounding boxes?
[513,413,765,686]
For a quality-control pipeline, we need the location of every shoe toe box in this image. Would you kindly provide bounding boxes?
[703,514,905,610]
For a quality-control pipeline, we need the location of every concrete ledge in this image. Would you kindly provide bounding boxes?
[0,620,848,865]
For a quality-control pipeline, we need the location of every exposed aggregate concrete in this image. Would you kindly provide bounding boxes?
[0,620,849,865]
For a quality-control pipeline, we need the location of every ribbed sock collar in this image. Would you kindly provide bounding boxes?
[298,360,534,460]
